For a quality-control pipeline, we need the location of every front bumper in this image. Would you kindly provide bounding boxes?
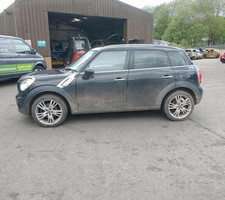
[16,93,29,115]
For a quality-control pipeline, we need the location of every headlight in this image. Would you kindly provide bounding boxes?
[20,77,35,91]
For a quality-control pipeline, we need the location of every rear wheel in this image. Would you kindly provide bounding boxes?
[163,91,194,121]
[31,94,68,127]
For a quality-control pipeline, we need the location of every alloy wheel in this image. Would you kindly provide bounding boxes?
[35,99,63,126]
[168,95,192,119]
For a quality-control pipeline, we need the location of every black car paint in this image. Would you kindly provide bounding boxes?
[0,35,47,81]
[16,45,203,116]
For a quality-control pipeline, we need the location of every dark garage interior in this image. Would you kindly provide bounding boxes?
[48,12,126,67]
[48,12,126,44]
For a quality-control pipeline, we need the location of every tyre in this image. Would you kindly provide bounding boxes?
[31,94,68,127]
[33,65,45,72]
[163,91,194,121]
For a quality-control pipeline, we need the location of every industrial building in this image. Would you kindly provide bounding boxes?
[0,0,153,69]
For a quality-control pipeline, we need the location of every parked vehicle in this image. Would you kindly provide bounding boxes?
[220,52,225,63]
[0,35,46,81]
[91,40,105,48]
[91,34,124,49]
[185,49,203,60]
[203,48,220,58]
[106,34,123,45]
[16,45,203,127]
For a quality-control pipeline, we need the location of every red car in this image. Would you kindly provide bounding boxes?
[220,52,225,63]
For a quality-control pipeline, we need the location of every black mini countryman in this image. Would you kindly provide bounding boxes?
[16,45,203,127]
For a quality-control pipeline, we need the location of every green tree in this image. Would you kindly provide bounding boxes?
[143,0,225,47]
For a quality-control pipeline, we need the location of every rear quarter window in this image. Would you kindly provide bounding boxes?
[133,50,170,69]
[168,51,191,66]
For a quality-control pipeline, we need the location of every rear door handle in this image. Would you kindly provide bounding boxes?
[114,77,126,81]
[162,75,173,79]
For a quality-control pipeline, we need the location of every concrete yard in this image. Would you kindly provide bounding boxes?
[0,59,225,200]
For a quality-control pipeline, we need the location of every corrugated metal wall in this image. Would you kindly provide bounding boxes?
[0,4,17,37]
[0,0,153,57]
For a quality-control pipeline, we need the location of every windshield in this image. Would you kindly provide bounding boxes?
[66,50,97,71]
[75,40,86,51]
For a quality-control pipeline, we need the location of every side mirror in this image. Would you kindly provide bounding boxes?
[30,49,36,54]
[83,68,94,80]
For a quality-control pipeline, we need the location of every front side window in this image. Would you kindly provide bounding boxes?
[13,39,31,54]
[89,51,127,72]
[133,50,169,69]
[168,51,191,66]
[0,38,12,53]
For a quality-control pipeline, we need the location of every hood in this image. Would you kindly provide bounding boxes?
[19,69,76,87]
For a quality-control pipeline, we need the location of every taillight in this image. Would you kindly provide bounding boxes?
[198,69,202,84]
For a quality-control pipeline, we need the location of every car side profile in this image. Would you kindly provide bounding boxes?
[203,48,220,59]
[16,45,203,127]
[0,35,47,81]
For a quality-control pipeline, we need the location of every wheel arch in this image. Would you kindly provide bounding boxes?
[24,85,77,115]
[28,91,71,114]
[32,62,46,71]
[161,87,197,109]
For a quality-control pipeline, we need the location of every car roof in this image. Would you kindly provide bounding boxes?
[0,35,23,40]
[93,44,183,51]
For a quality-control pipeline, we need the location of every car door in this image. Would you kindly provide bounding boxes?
[11,39,35,72]
[127,50,175,109]
[0,37,17,78]
[76,50,129,113]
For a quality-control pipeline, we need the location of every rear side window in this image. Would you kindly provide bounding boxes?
[133,50,169,69]
[0,38,13,53]
[168,51,191,66]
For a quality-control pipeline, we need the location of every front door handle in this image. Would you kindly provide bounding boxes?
[114,77,126,81]
[162,75,173,79]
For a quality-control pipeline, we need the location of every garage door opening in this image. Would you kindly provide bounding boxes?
[48,12,127,68]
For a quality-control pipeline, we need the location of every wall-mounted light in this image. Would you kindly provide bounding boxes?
[83,17,88,20]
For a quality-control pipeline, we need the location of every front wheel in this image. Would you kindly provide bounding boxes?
[163,91,194,121]
[31,94,68,127]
